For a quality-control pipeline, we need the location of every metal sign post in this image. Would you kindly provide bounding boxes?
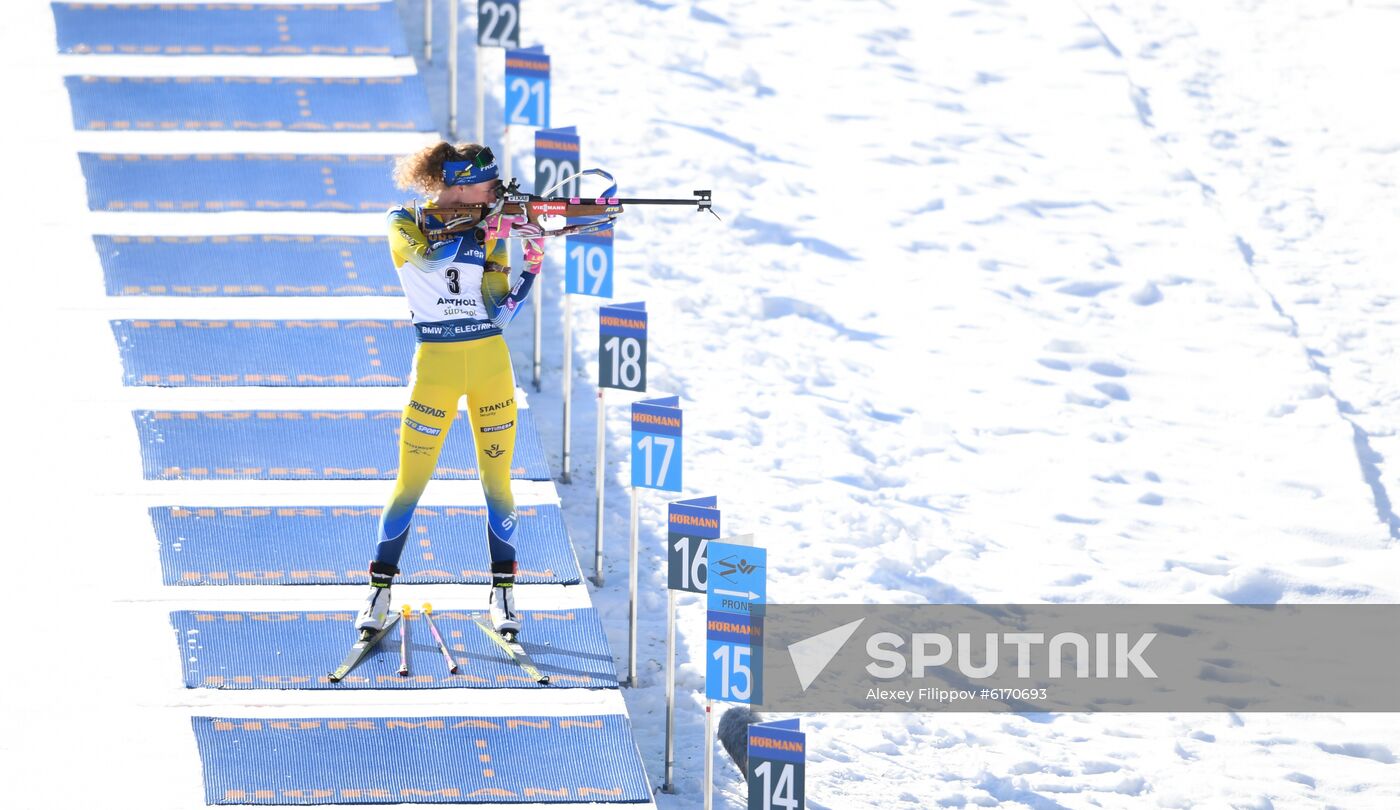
[532,234,541,390]
[448,0,459,136]
[665,585,676,782]
[594,301,647,586]
[664,496,720,793]
[563,223,613,483]
[505,47,551,391]
[625,394,683,687]
[628,482,639,685]
[474,0,520,144]
[474,49,483,144]
[593,386,605,584]
[538,126,584,458]
[704,700,715,810]
[561,293,574,483]
[423,0,432,63]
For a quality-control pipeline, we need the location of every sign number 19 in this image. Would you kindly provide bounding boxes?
[569,243,608,295]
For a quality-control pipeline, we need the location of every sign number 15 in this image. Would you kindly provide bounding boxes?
[711,643,753,701]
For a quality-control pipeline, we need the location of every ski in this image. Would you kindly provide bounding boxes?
[472,615,550,685]
[327,611,402,683]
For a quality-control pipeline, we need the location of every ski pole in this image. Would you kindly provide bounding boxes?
[421,603,459,674]
[397,604,411,676]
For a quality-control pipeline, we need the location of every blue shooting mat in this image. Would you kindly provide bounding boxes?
[173,609,617,690]
[133,409,552,481]
[66,76,434,132]
[79,153,401,212]
[111,319,417,386]
[52,3,410,56]
[96,235,399,297]
[154,504,581,585]
[193,713,652,804]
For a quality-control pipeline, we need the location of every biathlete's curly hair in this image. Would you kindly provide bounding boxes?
[392,141,489,196]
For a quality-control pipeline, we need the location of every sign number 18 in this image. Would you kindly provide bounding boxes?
[603,335,643,390]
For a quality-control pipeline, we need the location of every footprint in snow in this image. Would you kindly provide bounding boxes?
[1132,282,1163,305]
[1316,742,1396,764]
[761,296,882,341]
[1045,339,1089,353]
[1056,280,1121,297]
[1087,362,1126,377]
[1066,391,1110,408]
[1093,382,1130,401]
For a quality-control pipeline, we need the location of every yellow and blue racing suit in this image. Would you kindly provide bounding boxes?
[372,202,525,577]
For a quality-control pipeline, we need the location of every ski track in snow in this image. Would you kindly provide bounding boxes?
[5,0,1400,807]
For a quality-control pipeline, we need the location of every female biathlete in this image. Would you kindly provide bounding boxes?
[355,142,544,641]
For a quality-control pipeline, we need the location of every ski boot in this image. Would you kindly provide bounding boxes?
[355,561,399,639]
[489,561,520,640]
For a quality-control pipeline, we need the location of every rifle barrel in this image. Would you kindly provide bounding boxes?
[609,198,702,205]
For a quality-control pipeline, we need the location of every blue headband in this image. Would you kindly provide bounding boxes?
[443,154,499,186]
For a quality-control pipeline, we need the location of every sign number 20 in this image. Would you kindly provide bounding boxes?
[536,157,578,198]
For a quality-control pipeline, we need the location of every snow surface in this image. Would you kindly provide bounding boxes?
[4,0,1400,807]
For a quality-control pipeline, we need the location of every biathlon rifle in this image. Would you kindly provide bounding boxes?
[416,169,718,241]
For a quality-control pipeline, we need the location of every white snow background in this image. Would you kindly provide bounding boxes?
[3,0,1400,807]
